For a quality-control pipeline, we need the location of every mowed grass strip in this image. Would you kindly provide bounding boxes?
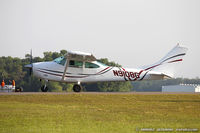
[0,93,199,133]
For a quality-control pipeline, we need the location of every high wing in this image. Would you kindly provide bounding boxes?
[61,51,97,81]
[65,51,96,62]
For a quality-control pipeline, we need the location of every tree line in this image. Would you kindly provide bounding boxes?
[0,50,199,92]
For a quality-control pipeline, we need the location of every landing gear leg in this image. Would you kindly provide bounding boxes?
[41,80,48,92]
[73,84,82,92]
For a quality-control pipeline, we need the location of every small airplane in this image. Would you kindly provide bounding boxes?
[25,44,188,92]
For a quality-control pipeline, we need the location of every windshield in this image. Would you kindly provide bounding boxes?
[53,56,66,66]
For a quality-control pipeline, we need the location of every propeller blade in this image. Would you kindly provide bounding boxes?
[30,49,33,64]
[24,49,33,76]
[30,49,33,76]
[30,68,32,76]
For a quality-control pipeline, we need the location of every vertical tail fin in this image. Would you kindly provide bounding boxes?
[142,44,188,78]
[157,44,188,65]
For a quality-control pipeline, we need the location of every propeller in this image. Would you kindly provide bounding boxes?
[25,49,33,76]
[30,49,33,75]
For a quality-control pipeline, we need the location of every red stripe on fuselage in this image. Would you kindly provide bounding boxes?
[121,67,126,71]
[144,64,161,71]
[96,67,110,74]
[168,59,183,63]
[37,70,88,78]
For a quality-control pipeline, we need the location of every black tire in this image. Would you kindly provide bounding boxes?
[41,85,48,92]
[73,84,82,92]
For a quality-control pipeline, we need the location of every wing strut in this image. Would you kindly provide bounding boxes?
[62,55,70,81]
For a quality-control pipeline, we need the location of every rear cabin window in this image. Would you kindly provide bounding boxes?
[69,60,83,68]
[85,62,99,68]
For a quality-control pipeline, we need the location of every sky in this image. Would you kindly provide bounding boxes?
[0,0,199,78]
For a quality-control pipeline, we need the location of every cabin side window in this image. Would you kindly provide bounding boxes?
[69,60,83,68]
[85,62,99,68]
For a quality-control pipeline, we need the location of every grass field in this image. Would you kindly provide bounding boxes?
[0,93,200,133]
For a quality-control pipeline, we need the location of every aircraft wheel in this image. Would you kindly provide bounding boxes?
[73,84,82,92]
[41,85,48,92]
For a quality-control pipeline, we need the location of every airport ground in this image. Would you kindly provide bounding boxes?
[0,92,199,133]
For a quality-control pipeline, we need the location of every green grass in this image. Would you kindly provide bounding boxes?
[0,93,200,133]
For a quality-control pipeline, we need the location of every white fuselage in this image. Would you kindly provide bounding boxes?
[32,61,152,83]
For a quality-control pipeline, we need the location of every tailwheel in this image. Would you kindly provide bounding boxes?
[73,84,82,92]
[41,85,48,92]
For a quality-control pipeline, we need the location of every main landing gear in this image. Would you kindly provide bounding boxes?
[41,84,48,92]
[40,79,82,92]
[72,84,82,92]
[41,79,48,92]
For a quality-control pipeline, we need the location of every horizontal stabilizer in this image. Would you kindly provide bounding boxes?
[147,73,172,80]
